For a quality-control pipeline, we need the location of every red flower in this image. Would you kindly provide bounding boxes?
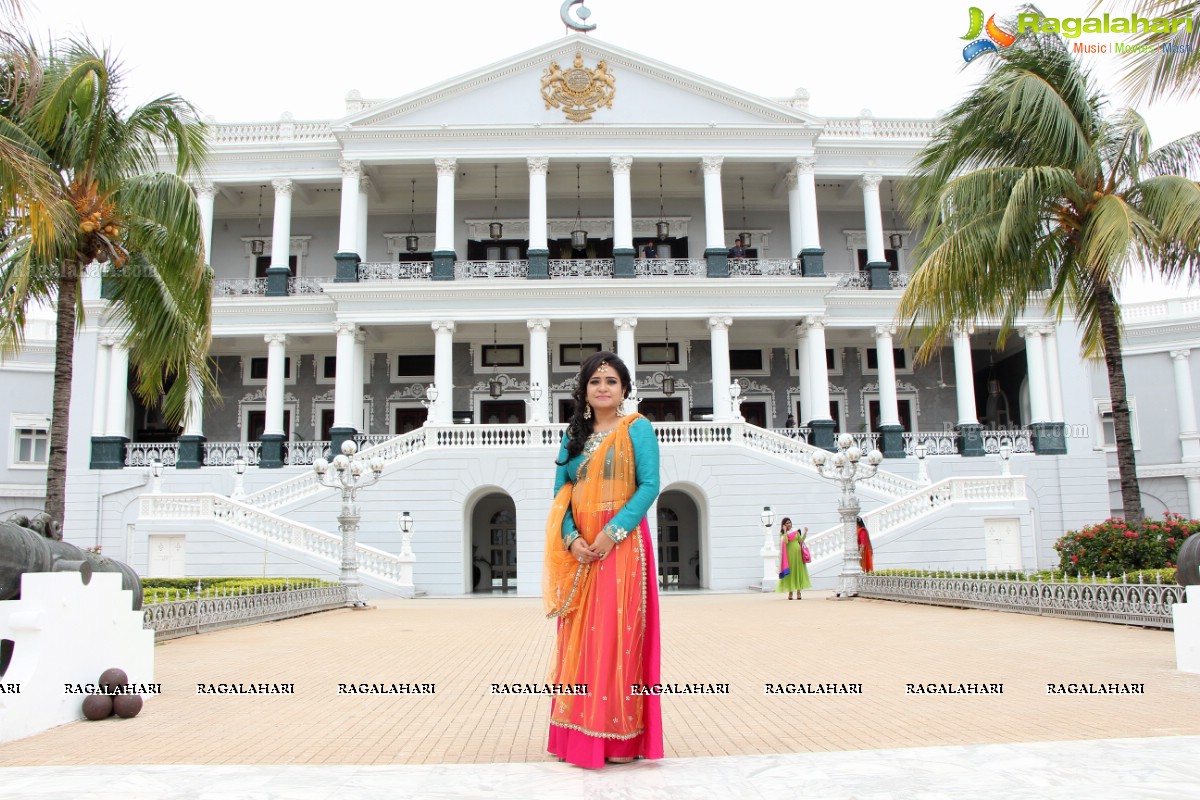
[1070,555,1079,564]
[1168,538,1176,545]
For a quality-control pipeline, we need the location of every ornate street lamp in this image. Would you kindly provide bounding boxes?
[150,459,163,493]
[421,384,439,410]
[999,443,1012,477]
[811,432,883,598]
[526,383,544,418]
[759,505,777,592]
[231,455,248,499]
[397,511,416,598]
[914,444,930,485]
[313,440,385,608]
[728,380,744,420]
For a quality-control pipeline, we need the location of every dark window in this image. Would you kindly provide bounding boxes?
[856,249,899,271]
[638,342,679,366]
[792,348,838,370]
[482,344,523,368]
[729,349,763,371]
[322,356,337,380]
[249,357,291,380]
[867,399,913,432]
[396,354,436,377]
[560,343,602,367]
[865,348,907,371]
[254,255,298,279]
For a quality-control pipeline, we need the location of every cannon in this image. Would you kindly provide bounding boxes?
[0,515,142,611]
[1178,534,1200,588]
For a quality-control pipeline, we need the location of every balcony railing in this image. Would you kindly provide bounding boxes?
[126,443,179,468]
[358,262,432,281]
[455,260,529,279]
[288,276,327,295]
[635,258,706,277]
[213,278,268,296]
[727,259,803,277]
[548,259,615,278]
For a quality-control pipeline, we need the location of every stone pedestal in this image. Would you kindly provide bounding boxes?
[809,420,836,451]
[613,248,636,279]
[334,252,360,283]
[956,423,985,457]
[1174,586,1200,673]
[867,262,892,290]
[1031,422,1067,455]
[800,248,825,277]
[705,248,729,278]
[176,435,205,469]
[527,249,549,280]
[259,433,285,469]
[432,251,456,281]
[89,436,128,470]
[879,425,905,458]
[265,266,290,297]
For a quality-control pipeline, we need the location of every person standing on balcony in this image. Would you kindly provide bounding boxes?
[776,518,812,600]
[857,516,874,573]
[543,351,663,768]
[641,240,657,259]
[728,237,746,259]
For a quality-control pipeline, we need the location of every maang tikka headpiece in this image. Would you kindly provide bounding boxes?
[596,361,611,374]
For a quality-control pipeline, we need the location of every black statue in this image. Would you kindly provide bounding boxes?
[0,514,142,610]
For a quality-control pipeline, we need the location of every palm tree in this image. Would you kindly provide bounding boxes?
[898,31,1200,523]
[1093,0,1200,102]
[0,40,215,527]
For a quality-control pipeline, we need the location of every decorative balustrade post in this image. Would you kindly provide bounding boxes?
[397,511,416,599]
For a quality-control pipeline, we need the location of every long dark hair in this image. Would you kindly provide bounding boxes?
[555,350,632,464]
[779,517,793,535]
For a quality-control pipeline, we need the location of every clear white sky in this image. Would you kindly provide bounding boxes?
[21,0,1199,300]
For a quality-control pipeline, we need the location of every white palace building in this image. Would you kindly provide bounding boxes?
[4,34,1200,596]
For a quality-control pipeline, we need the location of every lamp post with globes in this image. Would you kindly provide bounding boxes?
[313,440,385,608]
[811,433,883,599]
[758,505,777,591]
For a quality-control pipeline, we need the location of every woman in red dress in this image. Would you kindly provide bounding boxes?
[857,516,874,573]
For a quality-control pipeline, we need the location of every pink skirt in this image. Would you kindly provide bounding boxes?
[547,519,664,768]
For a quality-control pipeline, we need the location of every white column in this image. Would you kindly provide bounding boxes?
[709,316,733,421]
[332,324,357,431]
[860,173,885,264]
[193,181,215,266]
[614,318,638,387]
[796,156,821,251]
[182,368,204,438]
[807,318,832,422]
[264,334,288,437]
[1171,349,1200,461]
[528,318,550,423]
[432,321,455,425]
[270,178,293,275]
[794,324,810,424]
[611,156,634,252]
[1187,476,1200,520]
[875,325,900,427]
[527,157,549,251]
[92,337,112,438]
[357,175,371,262]
[952,324,980,426]
[1043,327,1065,423]
[1021,327,1051,425]
[786,170,803,259]
[434,157,457,254]
[337,161,362,255]
[352,328,367,432]
[105,343,129,438]
[701,156,725,252]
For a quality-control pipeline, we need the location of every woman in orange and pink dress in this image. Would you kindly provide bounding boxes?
[543,351,662,768]
[857,516,874,572]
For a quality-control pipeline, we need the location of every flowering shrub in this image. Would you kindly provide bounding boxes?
[1055,514,1199,576]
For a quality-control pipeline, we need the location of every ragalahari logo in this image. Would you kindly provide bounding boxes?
[962,7,1017,62]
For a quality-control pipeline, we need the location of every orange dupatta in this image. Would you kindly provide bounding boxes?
[542,413,648,739]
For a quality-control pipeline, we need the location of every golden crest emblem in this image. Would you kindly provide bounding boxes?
[540,52,616,123]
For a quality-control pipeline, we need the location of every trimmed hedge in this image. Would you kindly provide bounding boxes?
[142,577,335,605]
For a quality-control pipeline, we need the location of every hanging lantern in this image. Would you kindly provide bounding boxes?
[489,377,503,398]
[655,162,669,241]
[889,232,904,250]
[406,179,420,252]
[661,374,675,396]
[489,164,503,240]
[738,176,752,248]
[888,181,903,251]
[571,163,587,252]
[251,184,266,255]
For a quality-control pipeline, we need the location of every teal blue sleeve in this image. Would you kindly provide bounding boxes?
[554,437,580,548]
[602,417,661,543]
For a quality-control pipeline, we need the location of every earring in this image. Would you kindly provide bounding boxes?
[583,404,592,420]
[616,399,626,417]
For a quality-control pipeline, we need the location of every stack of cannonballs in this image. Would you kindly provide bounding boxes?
[81,668,144,721]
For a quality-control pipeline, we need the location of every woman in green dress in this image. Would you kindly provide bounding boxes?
[776,517,812,600]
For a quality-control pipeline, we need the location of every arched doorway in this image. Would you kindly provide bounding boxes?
[470,493,517,594]
[656,490,702,590]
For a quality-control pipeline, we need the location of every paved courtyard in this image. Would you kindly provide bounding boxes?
[2,591,1198,769]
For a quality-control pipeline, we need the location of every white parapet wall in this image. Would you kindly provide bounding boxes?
[0,572,154,744]
[1174,585,1200,673]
